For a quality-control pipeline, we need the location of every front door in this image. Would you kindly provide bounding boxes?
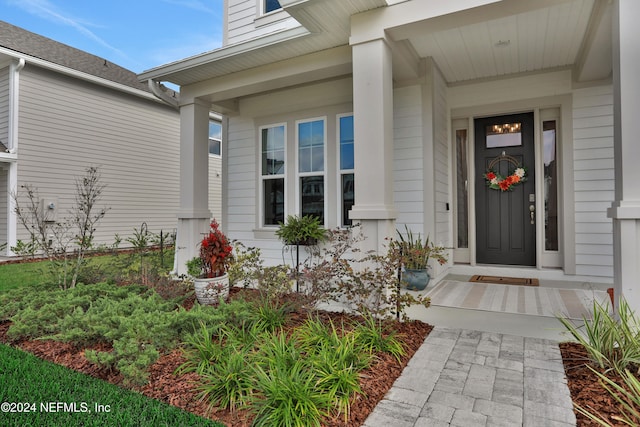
[475,113,536,266]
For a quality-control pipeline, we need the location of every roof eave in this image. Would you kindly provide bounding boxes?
[0,47,163,103]
[137,27,311,85]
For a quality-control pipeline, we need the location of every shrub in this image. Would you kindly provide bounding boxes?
[354,314,405,363]
[227,241,263,288]
[12,166,109,289]
[197,346,256,412]
[4,282,241,386]
[251,359,331,427]
[558,298,640,372]
[301,225,431,319]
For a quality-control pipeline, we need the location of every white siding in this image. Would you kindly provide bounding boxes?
[225,115,256,241]
[393,85,424,233]
[433,66,450,248]
[15,65,181,247]
[0,66,8,147]
[572,85,614,278]
[225,0,300,46]
[209,155,223,222]
[0,168,6,245]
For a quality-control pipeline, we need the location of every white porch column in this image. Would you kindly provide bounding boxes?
[608,0,640,311]
[173,99,211,275]
[349,38,397,254]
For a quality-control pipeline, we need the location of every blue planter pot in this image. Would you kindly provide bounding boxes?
[402,269,431,291]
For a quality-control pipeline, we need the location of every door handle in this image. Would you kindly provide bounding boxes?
[529,205,535,225]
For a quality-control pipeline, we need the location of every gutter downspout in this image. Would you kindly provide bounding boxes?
[148,80,180,109]
[7,57,25,256]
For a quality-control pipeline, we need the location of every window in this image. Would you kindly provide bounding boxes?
[261,124,286,226]
[265,0,281,13]
[297,119,325,223]
[455,129,468,248]
[543,120,559,251]
[339,114,354,226]
[208,121,222,156]
[486,122,522,148]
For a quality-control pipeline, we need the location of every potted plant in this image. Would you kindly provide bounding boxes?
[275,214,327,246]
[396,226,448,291]
[187,219,234,305]
[275,214,327,292]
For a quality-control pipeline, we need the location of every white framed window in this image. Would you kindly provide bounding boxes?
[260,123,286,226]
[296,118,326,224]
[337,114,354,227]
[208,120,222,157]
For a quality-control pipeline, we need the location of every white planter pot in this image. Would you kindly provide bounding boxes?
[194,274,230,305]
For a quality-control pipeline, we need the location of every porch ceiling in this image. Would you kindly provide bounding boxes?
[389,0,610,84]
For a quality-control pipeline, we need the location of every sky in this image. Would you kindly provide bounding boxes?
[1,0,225,74]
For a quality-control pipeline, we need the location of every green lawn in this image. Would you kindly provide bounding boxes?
[0,344,223,427]
[0,260,47,292]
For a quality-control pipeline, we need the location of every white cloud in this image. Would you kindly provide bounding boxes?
[161,0,217,15]
[7,0,128,59]
[144,33,223,71]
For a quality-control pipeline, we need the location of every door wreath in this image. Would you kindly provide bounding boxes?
[483,153,527,191]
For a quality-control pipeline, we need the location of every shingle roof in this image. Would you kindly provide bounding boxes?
[0,20,149,92]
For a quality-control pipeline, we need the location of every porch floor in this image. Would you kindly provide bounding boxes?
[404,273,612,342]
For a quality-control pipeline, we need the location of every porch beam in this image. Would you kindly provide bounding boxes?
[179,46,353,106]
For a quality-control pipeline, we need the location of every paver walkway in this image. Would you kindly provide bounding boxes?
[363,327,576,427]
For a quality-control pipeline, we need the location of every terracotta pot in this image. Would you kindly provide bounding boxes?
[402,269,431,291]
[194,273,230,305]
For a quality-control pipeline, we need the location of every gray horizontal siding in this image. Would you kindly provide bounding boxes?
[15,65,182,247]
[572,85,614,278]
[393,85,424,232]
[0,67,8,148]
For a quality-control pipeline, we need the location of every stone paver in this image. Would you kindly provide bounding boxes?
[362,327,576,427]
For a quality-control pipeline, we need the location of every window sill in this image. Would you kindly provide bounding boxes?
[253,228,278,240]
[255,9,288,28]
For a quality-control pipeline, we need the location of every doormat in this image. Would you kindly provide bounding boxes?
[470,275,539,287]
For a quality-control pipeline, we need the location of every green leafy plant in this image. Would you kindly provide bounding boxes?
[178,322,226,376]
[354,314,405,362]
[227,241,263,287]
[251,359,331,427]
[275,215,327,246]
[312,332,364,422]
[558,298,640,372]
[196,346,256,412]
[395,225,448,270]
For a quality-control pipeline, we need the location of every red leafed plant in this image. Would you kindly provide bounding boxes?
[199,220,233,278]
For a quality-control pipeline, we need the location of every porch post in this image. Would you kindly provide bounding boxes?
[173,99,211,276]
[608,0,640,311]
[349,37,397,254]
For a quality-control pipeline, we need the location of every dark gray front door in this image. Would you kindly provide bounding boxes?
[475,113,536,266]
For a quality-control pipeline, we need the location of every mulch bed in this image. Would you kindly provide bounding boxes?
[0,288,432,427]
[560,342,639,426]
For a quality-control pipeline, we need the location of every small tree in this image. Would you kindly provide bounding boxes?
[12,166,109,289]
